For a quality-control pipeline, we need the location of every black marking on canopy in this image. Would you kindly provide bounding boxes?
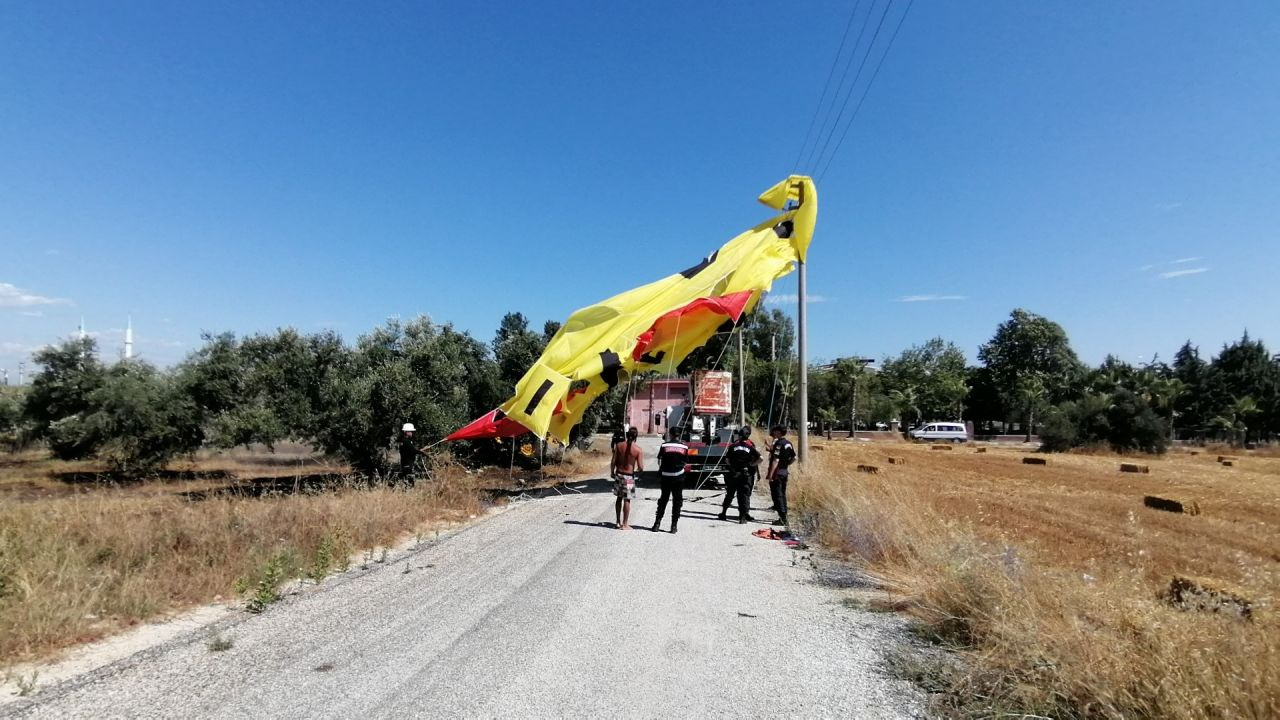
[638,350,667,365]
[523,380,554,416]
[599,350,622,388]
[679,250,719,279]
[773,220,794,238]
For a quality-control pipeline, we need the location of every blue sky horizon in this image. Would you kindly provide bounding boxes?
[3,1,1278,379]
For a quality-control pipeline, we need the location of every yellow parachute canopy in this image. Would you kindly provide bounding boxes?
[448,175,817,444]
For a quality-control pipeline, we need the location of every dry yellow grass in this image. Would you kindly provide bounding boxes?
[793,440,1280,719]
[0,446,493,666]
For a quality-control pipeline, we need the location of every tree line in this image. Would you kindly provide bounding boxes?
[3,312,617,475]
[3,306,1276,474]
[804,309,1279,453]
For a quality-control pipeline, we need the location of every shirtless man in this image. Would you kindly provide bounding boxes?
[610,427,643,530]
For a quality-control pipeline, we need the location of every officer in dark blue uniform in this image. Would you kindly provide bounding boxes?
[718,425,761,524]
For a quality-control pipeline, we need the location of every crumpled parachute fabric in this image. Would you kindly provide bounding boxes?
[448,175,817,444]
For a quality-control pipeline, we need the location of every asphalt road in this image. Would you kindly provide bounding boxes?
[9,459,919,719]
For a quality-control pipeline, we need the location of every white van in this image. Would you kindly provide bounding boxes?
[909,422,968,443]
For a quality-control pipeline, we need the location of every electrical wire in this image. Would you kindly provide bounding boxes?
[807,0,896,176]
[816,0,915,182]
[790,0,866,175]
[801,0,882,174]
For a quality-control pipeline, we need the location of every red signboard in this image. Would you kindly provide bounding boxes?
[693,371,733,415]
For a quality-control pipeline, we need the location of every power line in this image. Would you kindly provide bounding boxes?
[801,0,881,174]
[790,0,865,175]
[816,0,914,182]
[808,0,896,177]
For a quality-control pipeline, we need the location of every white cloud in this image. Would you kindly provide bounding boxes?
[0,282,72,308]
[1,341,42,354]
[19,310,44,317]
[897,294,967,303]
[1171,256,1202,264]
[1158,267,1209,279]
[765,293,829,305]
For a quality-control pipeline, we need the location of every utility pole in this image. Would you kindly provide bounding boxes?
[737,329,746,426]
[797,259,809,463]
[851,371,858,438]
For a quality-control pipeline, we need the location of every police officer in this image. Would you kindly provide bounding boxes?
[719,425,761,524]
[766,425,797,526]
[651,430,689,534]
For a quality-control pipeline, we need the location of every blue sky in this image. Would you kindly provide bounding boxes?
[3,0,1278,379]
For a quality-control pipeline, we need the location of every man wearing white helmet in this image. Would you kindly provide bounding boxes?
[399,423,423,480]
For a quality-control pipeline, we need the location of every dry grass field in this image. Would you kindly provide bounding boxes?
[0,445,507,667]
[793,439,1280,719]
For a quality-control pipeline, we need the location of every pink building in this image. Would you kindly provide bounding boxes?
[626,379,691,435]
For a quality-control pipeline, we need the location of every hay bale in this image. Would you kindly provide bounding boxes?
[887,456,906,465]
[974,447,987,453]
[1120,463,1150,474]
[931,444,953,451]
[1143,495,1201,515]
[1166,576,1252,620]
[1022,457,1047,465]
[1217,455,1234,463]
[1221,460,1234,467]
[855,464,880,474]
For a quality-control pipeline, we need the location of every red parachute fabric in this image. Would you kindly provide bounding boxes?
[444,409,529,441]
[631,290,754,364]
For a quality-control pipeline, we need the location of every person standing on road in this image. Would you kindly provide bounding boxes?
[719,426,761,524]
[651,430,689,534]
[766,425,797,526]
[399,423,425,482]
[610,427,643,530]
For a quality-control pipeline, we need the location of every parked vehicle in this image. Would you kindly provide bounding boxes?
[909,422,969,443]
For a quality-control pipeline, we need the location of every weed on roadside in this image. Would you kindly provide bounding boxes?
[14,670,38,697]
[244,551,293,613]
[307,534,336,584]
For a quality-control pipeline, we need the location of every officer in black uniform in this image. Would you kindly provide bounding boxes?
[398,422,423,482]
[651,430,689,534]
[719,425,761,524]
[766,425,797,525]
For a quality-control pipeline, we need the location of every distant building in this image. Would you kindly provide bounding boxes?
[625,378,691,435]
[813,356,878,373]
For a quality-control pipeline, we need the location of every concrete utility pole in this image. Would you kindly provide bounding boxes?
[797,259,809,463]
[737,330,746,426]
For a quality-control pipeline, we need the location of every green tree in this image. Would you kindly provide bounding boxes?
[0,387,27,449]
[23,337,107,459]
[312,317,494,475]
[492,312,546,392]
[978,309,1084,438]
[880,338,968,423]
[1203,333,1278,443]
[1172,341,1210,437]
[964,365,1004,430]
[889,385,922,430]
[1209,395,1259,446]
[84,361,203,473]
